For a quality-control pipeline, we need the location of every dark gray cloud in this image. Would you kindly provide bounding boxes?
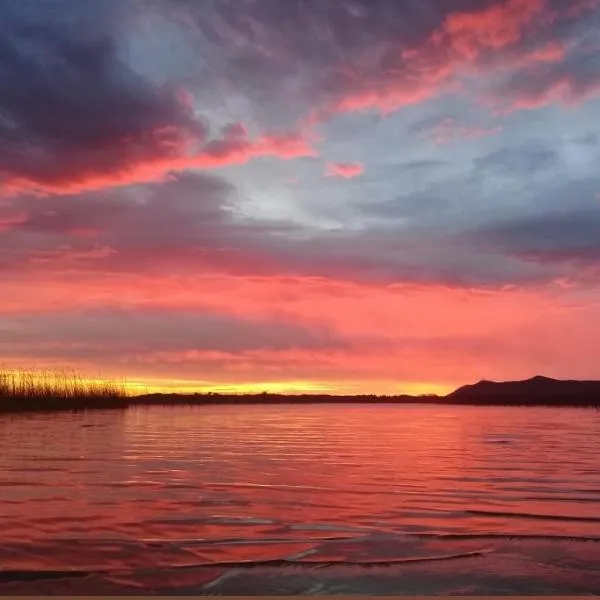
[474,145,559,176]
[0,0,208,193]
[571,132,599,147]
[362,191,450,221]
[409,116,456,137]
[0,172,238,273]
[467,207,600,264]
[0,307,353,361]
[15,172,231,238]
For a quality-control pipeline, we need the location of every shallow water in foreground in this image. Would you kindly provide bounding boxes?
[1,404,600,595]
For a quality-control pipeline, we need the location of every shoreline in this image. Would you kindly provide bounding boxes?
[3,375,600,414]
[2,393,600,414]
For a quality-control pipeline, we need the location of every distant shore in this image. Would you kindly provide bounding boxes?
[2,375,600,413]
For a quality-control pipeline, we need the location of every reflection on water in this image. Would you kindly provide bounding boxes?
[1,404,600,595]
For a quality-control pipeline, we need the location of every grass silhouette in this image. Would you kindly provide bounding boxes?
[0,367,129,412]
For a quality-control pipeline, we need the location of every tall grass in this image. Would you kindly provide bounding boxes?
[0,367,129,412]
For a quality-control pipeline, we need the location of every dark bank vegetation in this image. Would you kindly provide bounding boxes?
[134,391,439,406]
[133,377,600,408]
[1,368,600,414]
[0,368,129,413]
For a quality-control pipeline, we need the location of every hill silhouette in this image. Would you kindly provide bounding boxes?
[444,375,600,406]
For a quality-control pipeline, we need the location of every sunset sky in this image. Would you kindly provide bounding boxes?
[1,0,599,395]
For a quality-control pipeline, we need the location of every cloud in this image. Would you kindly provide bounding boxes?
[495,61,600,111]
[565,0,600,19]
[30,244,118,265]
[0,171,579,291]
[474,144,559,176]
[1,0,598,199]
[0,1,314,196]
[0,307,355,363]
[467,207,600,265]
[2,276,598,388]
[0,0,198,194]
[198,126,315,168]
[411,116,503,144]
[325,162,365,179]
[433,0,547,60]
[169,0,600,121]
[0,210,27,231]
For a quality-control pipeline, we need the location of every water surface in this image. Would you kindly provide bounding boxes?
[1,404,600,595]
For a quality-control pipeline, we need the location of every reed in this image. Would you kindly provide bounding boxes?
[0,367,129,412]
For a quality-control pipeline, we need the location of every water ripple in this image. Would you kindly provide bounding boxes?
[1,404,600,594]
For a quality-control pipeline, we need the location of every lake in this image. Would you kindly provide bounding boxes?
[1,404,600,595]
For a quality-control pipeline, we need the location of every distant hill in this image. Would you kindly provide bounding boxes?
[445,375,600,406]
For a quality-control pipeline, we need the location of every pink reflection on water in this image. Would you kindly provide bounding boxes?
[0,404,600,573]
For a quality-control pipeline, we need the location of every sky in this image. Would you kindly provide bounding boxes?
[1,0,599,395]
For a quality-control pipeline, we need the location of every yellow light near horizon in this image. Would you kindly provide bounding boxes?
[122,377,453,396]
[391,382,453,396]
[123,379,336,395]
[1,365,454,398]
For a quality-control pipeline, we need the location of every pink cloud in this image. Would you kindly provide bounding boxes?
[422,117,503,145]
[565,0,600,18]
[1,123,315,197]
[434,0,549,60]
[29,244,118,265]
[500,74,600,112]
[0,210,27,231]
[196,128,316,169]
[2,273,599,392]
[325,162,365,179]
[2,0,597,208]
[2,0,591,200]
[524,41,567,64]
[315,0,600,120]
[320,0,553,118]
